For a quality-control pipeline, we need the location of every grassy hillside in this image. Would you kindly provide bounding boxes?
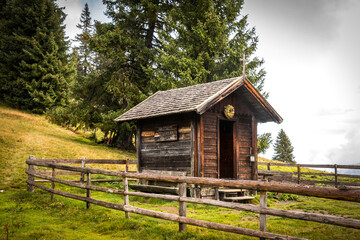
[0,105,135,190]
[0,105,359,239]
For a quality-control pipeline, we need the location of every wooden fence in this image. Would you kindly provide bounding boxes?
[258,162,360,188]
[30,156,137,184]
[26,156,360,240]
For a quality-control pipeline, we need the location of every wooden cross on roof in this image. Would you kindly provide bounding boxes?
[240,53,247,80]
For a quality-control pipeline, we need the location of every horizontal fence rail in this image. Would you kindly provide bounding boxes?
[258,162,360,188]
[34,158,138,164]
[26,156,360,240]
[29,156,137,184]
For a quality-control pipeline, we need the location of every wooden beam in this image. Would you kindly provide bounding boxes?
[217,117,220,179]
[334,164,338,188]
[259,190,267,240]
[80,157,86,183]
[251,116,257,180]
[243,80,283,123]
[233,120,237,179]
[137,123,142,172]
[86,172,91,209]
[178,183,187,231]
[27,155,35,193]
[33,158,137,164]
[197,79,244,115]
[51,167,55,200]
[200,115,204,177]
[124,175,130,218]
[190,115,196,177]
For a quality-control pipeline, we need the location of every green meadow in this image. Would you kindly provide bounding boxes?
[0,105,359,239]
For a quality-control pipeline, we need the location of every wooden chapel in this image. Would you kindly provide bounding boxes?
[115,76,282,181]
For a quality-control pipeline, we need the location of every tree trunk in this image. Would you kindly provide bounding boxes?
[112,129,135,151]
[145,3,158,50]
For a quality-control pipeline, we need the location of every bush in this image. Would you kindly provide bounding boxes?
[268,192,299,201]
[46,106,72,126]
[278,193,299,201]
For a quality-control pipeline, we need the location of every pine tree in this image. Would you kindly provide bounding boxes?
[79,0,170,149]
[75,3,94,75]
[258,133,272,155]
[71,3,99,132]
[147,0,267,97]
[21,31,74,113]
[0,0,72,112]
[86,0,267,149]
[272,129,296,163]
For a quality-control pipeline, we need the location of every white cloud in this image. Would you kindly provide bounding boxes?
[58,0,110,44]
[244,0,360,166]
[327,126,360,166]
[58,0,83,42]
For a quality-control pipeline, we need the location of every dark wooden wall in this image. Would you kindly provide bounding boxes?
[138,114,193,174]
[201,111,218,178]
[136,89,259,180]
[238,115,253,180]
[200,91,257,180]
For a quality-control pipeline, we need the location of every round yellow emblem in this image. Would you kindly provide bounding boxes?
[224,105,235,119]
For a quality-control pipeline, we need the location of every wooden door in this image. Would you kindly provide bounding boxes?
[219,120,235,178]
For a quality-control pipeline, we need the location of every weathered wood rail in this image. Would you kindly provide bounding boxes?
[26,156,360,240]
[258,162,360,188]
[29,156,137,183]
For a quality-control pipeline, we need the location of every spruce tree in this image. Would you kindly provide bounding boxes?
[272,129,296,163]
[86,0,267,149]
[71,3,99,132]
[75,3,94,75]
[258,133,272,155]
[20,31,74,113]
[0,0,71,112]
[147,0,267,97]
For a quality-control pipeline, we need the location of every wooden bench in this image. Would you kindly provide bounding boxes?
[217,188,254,202]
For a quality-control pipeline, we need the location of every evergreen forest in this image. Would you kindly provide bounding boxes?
[0,0,271,151]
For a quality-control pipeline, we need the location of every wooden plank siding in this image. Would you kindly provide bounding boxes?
[139,114,193,174]
[199,91,255,180]
[202,112,218,178]
[137,90,258,180]
[238,116,253,180]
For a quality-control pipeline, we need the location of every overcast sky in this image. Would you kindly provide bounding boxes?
[58,0,360,166]
[243,0,360,167]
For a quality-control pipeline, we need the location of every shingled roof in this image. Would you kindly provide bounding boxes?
[114,77,282,123]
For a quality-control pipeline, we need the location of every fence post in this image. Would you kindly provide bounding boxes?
[179,182,187,232]
[86,172,91,209]
[267,163,270,171]
[214,187,219,200]
[51,167,55,200]
[80,157,86,183]
[125,158,129,172]
[259,190,267,240]
[334,164,338,188]
[124,158,130,219]
[297,164,301,184]
[27,155,35,193]
[194,185,201,198]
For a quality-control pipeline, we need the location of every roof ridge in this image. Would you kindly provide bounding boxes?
[158,77,240,93]
[195,77,242,113]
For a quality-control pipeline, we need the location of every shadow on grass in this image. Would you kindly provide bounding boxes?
[44,131,105,147]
